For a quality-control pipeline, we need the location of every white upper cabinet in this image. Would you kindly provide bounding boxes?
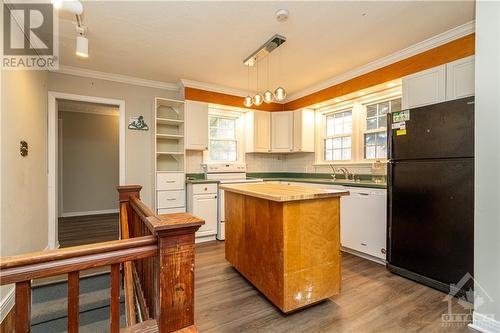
[271,111,294,152]
[402,56,475,109]
[293,108,315,152]
[402,65,446,109]
[245,110,271,153]
[446,56,475,101]
[185,100,209,150]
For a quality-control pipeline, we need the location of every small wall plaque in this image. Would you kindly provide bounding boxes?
[128,116,149,131]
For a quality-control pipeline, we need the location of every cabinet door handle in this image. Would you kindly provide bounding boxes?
[167,198,176,201]
[165,180,176,183]
[360,243,367,246]
[358,192,369,196]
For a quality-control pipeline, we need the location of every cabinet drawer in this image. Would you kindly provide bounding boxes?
[158,207,185,215]
[192,183,217,194]
[157,173,185,190]
[157,190,185,209]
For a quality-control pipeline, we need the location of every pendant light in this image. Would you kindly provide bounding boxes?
[243,65,253,107]
[274,46,286,101]
[263,55,274,103]
[253,60,263,106]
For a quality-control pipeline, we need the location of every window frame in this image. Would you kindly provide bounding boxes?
[203,109,245,164]
[362,97,402,161]
[314,89,402,165]
[323,108,353,162]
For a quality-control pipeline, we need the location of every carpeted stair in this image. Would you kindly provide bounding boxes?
[31,273,126,332]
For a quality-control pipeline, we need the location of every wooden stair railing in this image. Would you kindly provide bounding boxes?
[117,185,204,333]
[0,236,158,333]
[0,184,204,333]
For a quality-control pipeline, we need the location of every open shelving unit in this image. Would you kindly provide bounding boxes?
[155,98,186,214]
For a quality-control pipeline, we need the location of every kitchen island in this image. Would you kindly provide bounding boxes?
[219,182,349,313]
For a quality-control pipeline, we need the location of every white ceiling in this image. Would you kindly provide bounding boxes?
[57,1,475,97]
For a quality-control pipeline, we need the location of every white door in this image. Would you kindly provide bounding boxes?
[293,109,315,152]
[402,65,446,109]
[446,56,475,101]
[193,193,218,238]
[185,100,209,150]
[271,111,294,152]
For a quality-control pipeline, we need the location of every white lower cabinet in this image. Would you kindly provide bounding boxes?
[340,187,387,261]
[187,183,218,242]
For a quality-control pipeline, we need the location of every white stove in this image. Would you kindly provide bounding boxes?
[203,163,262,240]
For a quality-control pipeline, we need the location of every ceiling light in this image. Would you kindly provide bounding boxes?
[75,35,88,58]
[244,96,253,108]
[263,90,274,104]
[386,82,397,88]
[274,87,286,102]
[253,94,263,106]
[53,0,83,15]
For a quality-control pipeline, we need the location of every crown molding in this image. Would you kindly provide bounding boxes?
[284,20,475,102]
[180,78,265,100]
[52,65,180,91]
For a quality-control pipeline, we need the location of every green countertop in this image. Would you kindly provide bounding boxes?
[185,173,386,189]
[257,177,386,189]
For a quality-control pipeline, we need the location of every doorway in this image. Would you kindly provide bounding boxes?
[48,92,125,249]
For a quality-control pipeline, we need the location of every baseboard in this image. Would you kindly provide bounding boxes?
[469,312,500,333]
[195,235,217,244]
[341,246,386,265]
[60,208,119,218]
[0,287,14,323]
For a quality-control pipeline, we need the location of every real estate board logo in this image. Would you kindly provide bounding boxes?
[2,1,58,70]
[441,272,495,328]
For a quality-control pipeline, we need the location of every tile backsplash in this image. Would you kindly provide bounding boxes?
[185,150,382,175]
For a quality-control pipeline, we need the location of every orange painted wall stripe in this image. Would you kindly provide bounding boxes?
[284,33,475,110]
[184,87,284,111]
[184,33,475,112]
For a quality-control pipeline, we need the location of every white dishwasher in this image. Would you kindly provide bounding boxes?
[340,187,387,260]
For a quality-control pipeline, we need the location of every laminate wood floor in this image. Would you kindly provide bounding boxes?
[194,241,476,333]
[58,213,119,248]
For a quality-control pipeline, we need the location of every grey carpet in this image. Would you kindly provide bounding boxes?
[31,273,126,332]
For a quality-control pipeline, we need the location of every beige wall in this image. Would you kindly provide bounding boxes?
[48,72,181,207]
[59,111,119,214]
[0,69,49,316]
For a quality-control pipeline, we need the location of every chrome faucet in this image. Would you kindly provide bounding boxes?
[329,164,337,180]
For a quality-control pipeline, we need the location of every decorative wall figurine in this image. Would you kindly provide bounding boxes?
[128,116,149,131]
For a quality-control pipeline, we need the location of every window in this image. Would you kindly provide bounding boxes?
[209,115,237,161]
[324,110,352,161]
[363,98,401,159]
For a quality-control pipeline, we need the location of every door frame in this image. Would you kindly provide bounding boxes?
[48,91,126,249]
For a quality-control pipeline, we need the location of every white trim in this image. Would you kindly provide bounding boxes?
[58,108,120,117]
[341,247,385,266]
[181,78,257,99]
[53,65,179,91]
[285,21,475,102]
[470,312,500,333]
[48,92,126,249]
[61,209,120,218]
[0,287,14,323]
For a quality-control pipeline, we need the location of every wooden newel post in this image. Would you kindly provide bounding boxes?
[151,214,204,333]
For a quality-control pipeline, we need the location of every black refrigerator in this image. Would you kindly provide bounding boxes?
[387,96,474,295]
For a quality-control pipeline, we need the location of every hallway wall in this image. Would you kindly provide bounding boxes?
[59,111,119,215]
[0,69,49,321]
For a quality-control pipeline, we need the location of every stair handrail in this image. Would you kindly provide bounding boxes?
[117,185,205,333]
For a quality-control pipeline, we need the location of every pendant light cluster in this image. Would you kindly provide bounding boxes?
[243,34,287,107]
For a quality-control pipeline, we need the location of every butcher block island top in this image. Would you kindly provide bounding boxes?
[221,182,349,313]
[218,182,349,202]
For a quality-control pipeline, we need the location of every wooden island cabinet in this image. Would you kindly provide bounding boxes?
[219,182,349,313]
